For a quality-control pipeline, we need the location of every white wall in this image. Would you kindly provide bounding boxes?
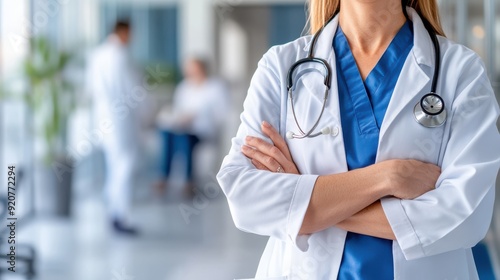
[0,0,30,78]
[179,0,216,62]
[95,0,306,64]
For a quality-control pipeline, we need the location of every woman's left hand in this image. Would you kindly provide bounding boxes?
[241,121,300,175]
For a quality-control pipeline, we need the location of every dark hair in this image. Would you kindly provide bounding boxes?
[113,20,131,33]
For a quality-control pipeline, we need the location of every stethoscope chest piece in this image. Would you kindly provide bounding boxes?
[414,93,447,128]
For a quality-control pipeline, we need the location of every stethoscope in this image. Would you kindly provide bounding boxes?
[286,4,446,140]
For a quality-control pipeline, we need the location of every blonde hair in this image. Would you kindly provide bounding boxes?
[308,0,445,36]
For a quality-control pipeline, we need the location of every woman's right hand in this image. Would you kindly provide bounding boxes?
[242,121,300,175]
[375,159,441,200]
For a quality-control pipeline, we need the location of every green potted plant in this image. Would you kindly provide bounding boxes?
[23,36,75,216]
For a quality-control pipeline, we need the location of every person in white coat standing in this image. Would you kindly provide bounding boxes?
[87,21,141,235]
[217,0,500,279]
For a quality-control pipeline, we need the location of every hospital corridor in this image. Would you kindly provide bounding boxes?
[0,0,499,279]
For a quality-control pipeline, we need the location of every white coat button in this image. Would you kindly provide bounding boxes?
[332,126,340,137]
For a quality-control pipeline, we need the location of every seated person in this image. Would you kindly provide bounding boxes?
[156,58,228,196]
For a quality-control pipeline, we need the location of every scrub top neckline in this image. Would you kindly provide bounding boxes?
[335,21,413,83]
[333,21,414,133]
[364,21,414,100]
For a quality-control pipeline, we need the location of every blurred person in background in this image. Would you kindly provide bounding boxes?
[156,58,228,197]
[86,21,141,235]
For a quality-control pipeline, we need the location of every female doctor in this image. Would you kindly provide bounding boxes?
[217,0,500,279]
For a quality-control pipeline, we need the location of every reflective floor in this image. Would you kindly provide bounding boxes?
[6,185,267,280]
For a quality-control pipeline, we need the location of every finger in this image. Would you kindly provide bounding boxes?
[245,136,289,168]
[251,159,270,171]
[261,121,293,162]
[241,145,281,172]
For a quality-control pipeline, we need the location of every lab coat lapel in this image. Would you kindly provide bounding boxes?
[379,8,435,144]
[297,16,348,174]
[300,16,342,124]
[309,16,340,62]
[379,57,431,136]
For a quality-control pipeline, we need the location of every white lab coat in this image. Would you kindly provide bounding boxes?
[87,35,142,220]
[217,9,500,280]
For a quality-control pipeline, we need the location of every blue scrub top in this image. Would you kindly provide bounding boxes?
[334,21,414,279]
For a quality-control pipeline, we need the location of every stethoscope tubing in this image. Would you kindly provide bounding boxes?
[287,5,446,139]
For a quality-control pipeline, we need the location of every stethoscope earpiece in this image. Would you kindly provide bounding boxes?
[320,127,331,135]
[414,93,447,128]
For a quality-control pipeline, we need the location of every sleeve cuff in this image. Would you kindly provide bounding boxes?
[381,197,425,260]
[286,174,318,252]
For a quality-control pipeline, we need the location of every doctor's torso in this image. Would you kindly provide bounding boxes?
[244,11,497,280]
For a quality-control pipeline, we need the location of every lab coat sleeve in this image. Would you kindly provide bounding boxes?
[382,57,500,260]
[217,50,318,251]
[109,50,138,100]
